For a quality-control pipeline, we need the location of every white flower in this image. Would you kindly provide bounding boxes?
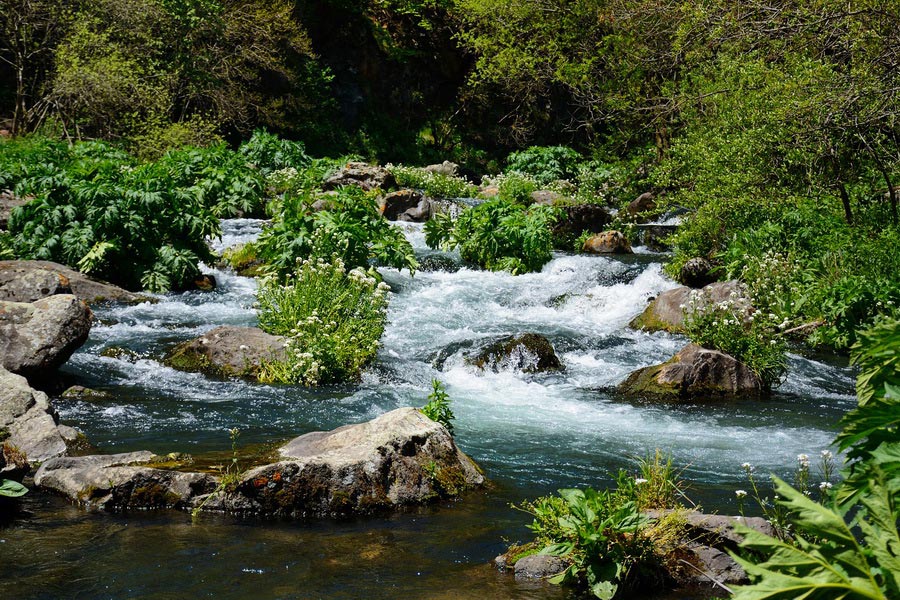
[797,453,810,468]
[735,490,748,498]
[819,481,833,491]
[634,478,648,485]
[821,450,833,460]
[741,462,753,471]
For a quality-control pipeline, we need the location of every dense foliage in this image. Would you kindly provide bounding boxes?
[731,318,900,599]
[424,200,559,274]
[256,257,390,385]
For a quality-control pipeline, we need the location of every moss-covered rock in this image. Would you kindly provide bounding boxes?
[469,333,562,373]
[164,326,287,380]
[618,343,764,402]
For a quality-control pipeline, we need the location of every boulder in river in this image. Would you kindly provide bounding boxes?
[582,230,632,254]
[209,407,484,518]
[0,294,92,379]
[1,366,78,466]
[34,451,218,511]
[323,162,395,192]
[679,257,717,289]
[0,260,148,304]
[164,325,287,380]
[380,189,433,222]
[618,343,764,401]
[629,280,751,333]
[513,555,568,580]
[469,333,562,374]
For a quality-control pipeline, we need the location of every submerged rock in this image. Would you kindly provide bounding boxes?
[380,189,433,222]
[582,230,632,254]
[208,407,484,518]
[60,385,113,401]
[469,333,562,374]
[618,343,764,401]
[34,451,217,511]
[0,260,148,304]
[323,162,394,192]
[0,294,92,379]
[164,325,286,380]
[0,367,77,466]
[629,280,750,333]
[513,555,568,580]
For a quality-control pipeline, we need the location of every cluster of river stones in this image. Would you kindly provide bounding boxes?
[0,162,773,592]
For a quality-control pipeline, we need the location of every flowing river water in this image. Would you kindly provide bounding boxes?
[1,219,856,599]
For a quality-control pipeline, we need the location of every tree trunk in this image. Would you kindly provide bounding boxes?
[837,182,853,225]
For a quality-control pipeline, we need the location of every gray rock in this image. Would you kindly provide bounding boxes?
[627,191,657,219]
[629,280,751,333]
[514,555,568,580]
[34,451,217,511]
[618,343,764,401]
[469,333,562,374]
[423,161,459,177]
[0,260,148,304]
[381,189,433,222]
[0,367,71,465]
[582,230,632,254]
[0,295,92,379]
[529,190,562,206]
[680,257,717,289]
[210,407,484,518]
[60,386,113,401]
[323,162,395,192]
[164,325,287,380]
[686,545,748,586]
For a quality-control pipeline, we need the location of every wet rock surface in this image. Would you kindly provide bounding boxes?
[381,189,434,222]
[0,367,75,466]
[618,343,764,401]
[164,325,287,380]
[324,162,395,192]
[469,333,562,373]
[582,230,632,254]
[629,280,751,333]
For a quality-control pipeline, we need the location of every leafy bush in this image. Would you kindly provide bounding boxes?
[5,139,220,292]
[388,164,477,198]
[256,257,390,385]
[495,172,538,205]
[255,185,417,279]
[424,199,559,274]
[731,318,900,599]
[420,379,455,434]
[682,295,787,388]
[239,129,310,176]
[505,145,582,186]
[517,460,687,599]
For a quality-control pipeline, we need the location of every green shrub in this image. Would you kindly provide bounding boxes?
[130,115,224,161]
[256,257,389,385]
[255,185,416,279]
[495,172,538,205]
[424,199,559,274]
[388,164,477,198]
[682,295,787,388]
[731,318,900,599]
[505,145,582,186]
[420,379,455,434]
[239,129,310,175]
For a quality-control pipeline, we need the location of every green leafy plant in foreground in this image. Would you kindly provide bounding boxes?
[420,379,455,434]
[424,199,559,274]
[0,478,28,498]
[730,317,900,599]
[256,257,389,385]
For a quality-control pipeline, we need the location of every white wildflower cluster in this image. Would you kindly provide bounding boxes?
[266,167,300,191]
[797,453,810,470]
[387,164,475,199]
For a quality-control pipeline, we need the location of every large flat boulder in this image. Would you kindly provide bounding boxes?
[323,162,394,192]
[629,280,750,333]
[34,451,217,511]
[618,343,764,401]
[164,325,287,380]
[0,260,148,304]
[0,367,76,465]
[0,294,92,379]
[209,407,484,518]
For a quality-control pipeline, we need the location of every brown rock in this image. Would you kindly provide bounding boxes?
[582,230,632,254]
[380,189,433,222]
[618,343,765,401]
[0,260,148,304]
[627,191,657,218]
[323,162,394,192]
[529,190,562,206]
[164,325,287,380]
[629,280,751,333]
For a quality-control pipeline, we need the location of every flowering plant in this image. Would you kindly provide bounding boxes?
[256,256,389,385]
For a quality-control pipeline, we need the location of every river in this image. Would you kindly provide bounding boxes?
[0,219,856,599]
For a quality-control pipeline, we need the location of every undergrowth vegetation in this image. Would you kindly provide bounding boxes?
[424,199,559,274]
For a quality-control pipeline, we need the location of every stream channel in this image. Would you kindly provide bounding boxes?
[1,219,856,599]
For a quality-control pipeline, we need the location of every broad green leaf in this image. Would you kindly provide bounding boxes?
[0,478,29,498]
